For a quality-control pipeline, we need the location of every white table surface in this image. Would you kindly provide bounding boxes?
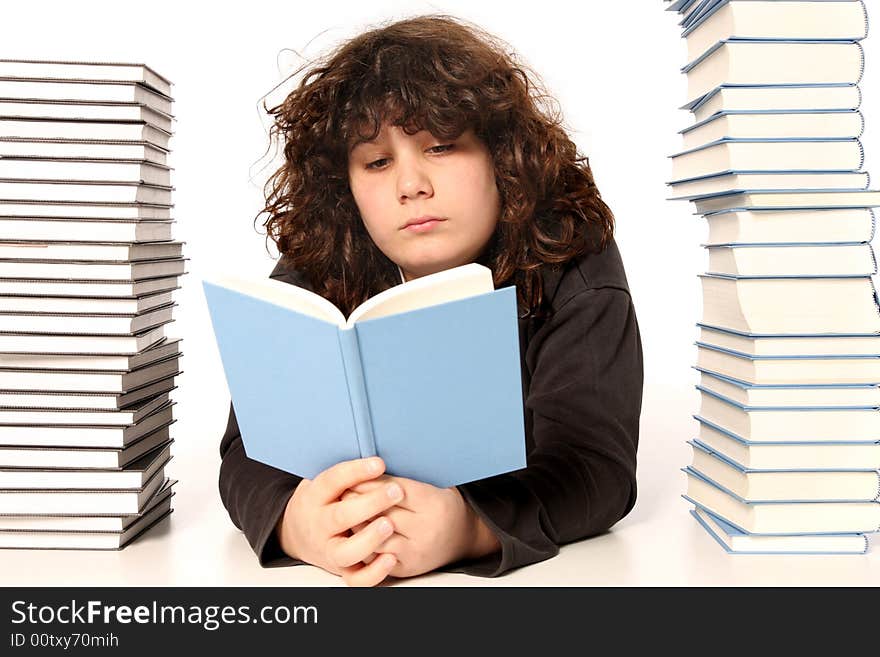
[1,383,878,587]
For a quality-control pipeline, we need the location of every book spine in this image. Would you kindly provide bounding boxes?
[856,40,866,85]
[857,137,865,169]
[860,0,869,40]
[337,327,377,459]
[870,208,877,242]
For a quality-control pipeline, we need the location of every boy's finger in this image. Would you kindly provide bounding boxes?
[325,480,404,535]
[329,516,394,569]
[312,457,385,503]
[341,553,397,588]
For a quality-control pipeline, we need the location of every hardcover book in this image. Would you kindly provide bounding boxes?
[204,263,527,488]
[682,466,880,533]
[690,507,868,554]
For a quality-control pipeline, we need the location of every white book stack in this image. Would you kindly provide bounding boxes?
[665,0,880,554]
[0,60,183,550]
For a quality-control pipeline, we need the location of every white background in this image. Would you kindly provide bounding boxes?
[1,0,879,576]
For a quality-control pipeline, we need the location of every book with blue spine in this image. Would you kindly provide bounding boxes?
[680,1,868,63]
[688,439,880,502]
[694,420,880,470]
[695,367,880,407]
[690,507,869,554]
[203,263,527,488]
[682,466,880,533]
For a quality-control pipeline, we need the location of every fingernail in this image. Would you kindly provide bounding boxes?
[386,483,403,501]
[366,457,382,475]
[376,518,393,537]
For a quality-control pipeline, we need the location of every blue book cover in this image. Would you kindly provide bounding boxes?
[689,508,869,554]
[203,264,527,488]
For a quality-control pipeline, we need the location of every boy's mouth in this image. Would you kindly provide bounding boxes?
[402,216,446,232]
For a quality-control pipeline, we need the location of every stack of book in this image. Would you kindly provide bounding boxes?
[0,60,182,550]
[665,0,880,554]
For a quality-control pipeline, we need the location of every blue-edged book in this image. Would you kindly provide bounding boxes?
[203,263,527,488]
[689,507,869,554]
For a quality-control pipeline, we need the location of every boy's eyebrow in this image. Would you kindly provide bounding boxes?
[348,136,377,154]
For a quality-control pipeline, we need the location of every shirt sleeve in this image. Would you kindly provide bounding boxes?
[447,286,643,577]
[218,403,308,568]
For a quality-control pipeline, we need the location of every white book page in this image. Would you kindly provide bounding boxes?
[346,262,494,326]
[208,276,345,326]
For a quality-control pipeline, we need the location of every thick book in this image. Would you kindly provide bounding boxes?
[0,180,173,205]
[0,159,172,186]
[697,368,880,408]
[0,501,172,550]
[0,276,180,299]
[699,274,880,334]
[0,431,171,471]
[697,388,880,442]
[682,40,864,105]
[0,218,174,243]
[0,80,172,115]
[0,355,180,395]
[0,139,168,165]
[682,0,868,63]
[0,499,172,550]
[0,478,174,532]
[204,263,527,488]
[0,404,175,447]
[697,324,880,357]
[669,171,869,200]
[0,119,171,149]
[0,60,172,96]
[679,110,864,151]
[695,421,880,470]
[702,208,875,245]
[0,241,182,262]
[0,392,170,426]
[690,507,868,554]
[0,442,171,490]
[0,377,176,411]
[687,84,862,123]
[682,466,880,534]
[0,324,165,354]
[0,339,180,373]
[670,138,864,181]
[0,290,176,315]
[0,470,167,515]
[0,100,173,132]
[689,440,880,502]
[0,202,171,220]
[695,189,880,213]
[0,304,175,335]
[696,343,880,385]
[704,243,876,277]
[0,258,185,281]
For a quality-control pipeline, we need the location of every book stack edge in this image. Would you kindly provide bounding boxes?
[665,0,880,554]
[0,60,183,550]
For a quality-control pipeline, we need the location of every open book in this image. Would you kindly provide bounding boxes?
[203,263,527,488]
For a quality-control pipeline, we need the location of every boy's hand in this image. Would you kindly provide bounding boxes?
[275,457,404,587]
[342,475,501,579]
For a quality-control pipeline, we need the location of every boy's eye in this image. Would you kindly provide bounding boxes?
[365,157,390,170]
[427,144,454,154]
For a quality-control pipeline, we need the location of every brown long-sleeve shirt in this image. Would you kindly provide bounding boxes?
[218,238,643,577]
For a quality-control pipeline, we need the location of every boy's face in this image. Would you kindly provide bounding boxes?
[348,124,500,281]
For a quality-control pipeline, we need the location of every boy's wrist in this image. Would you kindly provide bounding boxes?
[462,500,501,561]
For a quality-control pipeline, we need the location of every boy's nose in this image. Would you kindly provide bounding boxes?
[397,161,434,201]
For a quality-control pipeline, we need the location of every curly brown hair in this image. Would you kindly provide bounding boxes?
[262,14,615,318]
